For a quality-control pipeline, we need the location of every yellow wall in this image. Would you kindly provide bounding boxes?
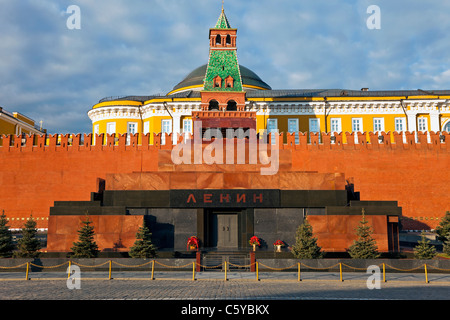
[90,104,448,145]
[0,119,17,135]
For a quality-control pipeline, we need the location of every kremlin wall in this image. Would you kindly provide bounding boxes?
[0,130,448,238]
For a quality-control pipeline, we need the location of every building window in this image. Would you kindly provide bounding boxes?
[267,119,278,144]
[288,118,299,144]
[309,118,320,133]
[330,118,342,133]
[418,117,427,132]
[183,119,192,134]
[395,118,405,132]
[106,122,116,135]
[127,122,137,135]
[352,118,362,132]
[309,118,321,143]
[143,121,150,135]
[161,119,172,145]
[373,118,384,132]
[126,122,138,145]
[444,122,450,132]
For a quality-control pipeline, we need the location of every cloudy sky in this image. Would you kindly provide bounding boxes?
[1,0,450,133]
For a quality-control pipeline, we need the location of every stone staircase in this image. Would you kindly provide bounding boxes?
[201,251,251,271]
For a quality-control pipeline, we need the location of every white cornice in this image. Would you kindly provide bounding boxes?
[88,99,449,122]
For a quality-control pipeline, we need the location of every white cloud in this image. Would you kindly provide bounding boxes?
[0,0,449,133]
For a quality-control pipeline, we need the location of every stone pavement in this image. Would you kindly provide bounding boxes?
[1,271,449,319]
[0,271,449,300]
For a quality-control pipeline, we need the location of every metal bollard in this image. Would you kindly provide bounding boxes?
[256,262,259,281]
[151,260,155,280]
[224,261,228,281]
[25,262,30,280]
[108,260,112,280]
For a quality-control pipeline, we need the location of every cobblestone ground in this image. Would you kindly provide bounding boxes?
[0,272,449,300]
[1,272,448,318]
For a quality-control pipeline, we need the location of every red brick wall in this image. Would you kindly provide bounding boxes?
[0,131,448,231]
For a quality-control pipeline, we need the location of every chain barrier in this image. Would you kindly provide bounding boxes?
[1,260,450,283]
[30,261,69,269]
[258,262,297,271]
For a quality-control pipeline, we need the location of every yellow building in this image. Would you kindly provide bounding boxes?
[0,106,46,145]
[88,10,450,144]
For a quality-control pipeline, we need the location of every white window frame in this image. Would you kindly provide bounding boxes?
[106,122,116,135]
[126,122,138,145]
[352,118,363,133]
[183,119,193,134]
[309,118,321,143]
[330,118,342,133]
[127,122,138,134]
[309,118,320,133]
[418,117,428,132]
[267,118,278,144]
[373,118,384,132]
[143,121,150,135]
[161,119,172,145]
[395,117,405,132]
[288,118,299,144]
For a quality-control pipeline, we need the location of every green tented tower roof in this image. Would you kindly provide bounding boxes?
[215,8,231,29]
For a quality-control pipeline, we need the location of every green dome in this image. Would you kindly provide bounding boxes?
[171,64,271,93]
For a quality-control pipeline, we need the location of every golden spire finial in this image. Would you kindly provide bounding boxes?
[222,0,224,12]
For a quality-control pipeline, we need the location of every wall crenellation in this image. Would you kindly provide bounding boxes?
[1,131,448,152]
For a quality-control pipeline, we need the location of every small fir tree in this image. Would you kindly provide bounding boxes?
[14,215,41,258]
[435,211,450,243]
[0,211,14,258]
[129,223,157,258]
[443,232,450,256]
[70,216,99,258]
[414,232,436,259]
[291,218,323,259]
[348,210,380,259]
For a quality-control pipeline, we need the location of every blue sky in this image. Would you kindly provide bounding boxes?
[1,0,449,133]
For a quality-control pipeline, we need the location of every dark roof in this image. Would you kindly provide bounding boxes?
[98,89,450,104]
[171,64,272,92]
[246,89,450,99]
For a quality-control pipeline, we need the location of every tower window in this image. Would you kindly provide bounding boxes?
[226,34,231,45]
[209,100,219,110]
[224,75,234,88]
[216,35,221,45]
[213,75,222,88]
[227,100,237,111]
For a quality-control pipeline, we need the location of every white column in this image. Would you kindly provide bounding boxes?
[429,111,440,132]
[172,115,181,145]
[406,112,417,132]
